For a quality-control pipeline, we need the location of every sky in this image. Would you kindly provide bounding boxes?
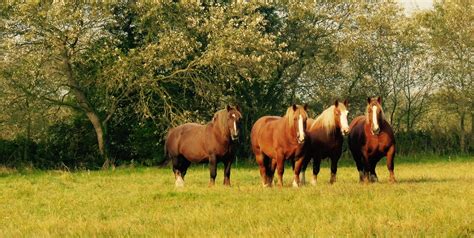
[398,0,434,14]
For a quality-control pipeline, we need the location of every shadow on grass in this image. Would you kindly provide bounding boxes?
[232,153,473,169]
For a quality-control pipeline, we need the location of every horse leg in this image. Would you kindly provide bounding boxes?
[276,157,285,188]
[362,151,370,184]
[292,157,306,188]
[329,155,340,184]
[266,157,277,187]
[173,155,189,187]
[300,156,311,185]
[208,154,217,187]
[369,158,379,183]
[223,157,233,186]
[255,153,268,187]
[386,145,396,183]
[311,157,321,186]
[354,155,365,183]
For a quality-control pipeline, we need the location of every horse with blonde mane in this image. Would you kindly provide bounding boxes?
[292,100,349,187]
[348,97,396,183]
[251,104,308,187]
[164,105,242,187]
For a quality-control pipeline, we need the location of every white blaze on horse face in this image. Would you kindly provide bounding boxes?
[340,110,349,135]
[372,105,379,133]
[233,120,237,136]
[298,115,305,142]
[231,114,238,138]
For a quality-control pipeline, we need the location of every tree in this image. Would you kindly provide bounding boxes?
[2,2,119,168]
[420,0,473,152]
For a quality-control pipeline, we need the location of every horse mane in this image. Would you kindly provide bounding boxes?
[311,104,345,134]
[212,109,229,136]
[285,106,296,128]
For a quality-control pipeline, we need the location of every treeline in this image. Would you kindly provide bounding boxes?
[0,1,472,169]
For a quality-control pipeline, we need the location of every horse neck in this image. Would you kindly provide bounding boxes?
[209,120,230,144]
[283,116,298,145]
[310,120,341,140]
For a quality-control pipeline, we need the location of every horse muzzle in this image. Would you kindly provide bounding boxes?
[341,128,350,136]
[371,128,380,135]
[231,134,239,141]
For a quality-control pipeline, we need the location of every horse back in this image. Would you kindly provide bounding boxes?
[165,123,209,161]
[251,115,301,159]
[251,116,282,153]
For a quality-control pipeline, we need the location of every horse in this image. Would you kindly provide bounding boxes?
[292,100,350,187]
[164,105,242,187]
[348,97,396,183]
[251,104,308,187]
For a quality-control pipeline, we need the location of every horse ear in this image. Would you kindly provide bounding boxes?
[292,104,297,111]
[343,99,348,106]
[226,105,231,111]
[334,100,339,107]
[236,105,241,112]
[303,103,308,111]
[367,97,371,104]
[377,96,382,104]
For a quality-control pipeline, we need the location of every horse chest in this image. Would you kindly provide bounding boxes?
[366,136,390,155]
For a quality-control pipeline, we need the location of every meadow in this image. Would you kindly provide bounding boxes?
[0,155,473,237]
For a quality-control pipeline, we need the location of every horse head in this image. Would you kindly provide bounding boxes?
[289,104,308,144]
[334,100,350,136]
[366,96,384,135]
[226,105,242,141]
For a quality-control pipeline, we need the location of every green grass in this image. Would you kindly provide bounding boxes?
[0,155,473,237]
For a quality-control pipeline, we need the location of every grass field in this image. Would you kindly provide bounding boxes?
[0,155,473,237]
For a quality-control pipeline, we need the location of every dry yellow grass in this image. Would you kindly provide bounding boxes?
[0,156,473,237]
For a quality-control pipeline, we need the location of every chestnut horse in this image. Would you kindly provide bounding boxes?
[348,97,396,183]
[251,104,308,187]
[292,100,349,187]
[164,105,242,187]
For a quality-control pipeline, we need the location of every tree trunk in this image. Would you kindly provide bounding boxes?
[471,111,474,152]
[62,45,112,169]
[460,112,465,153]
[85,111,111,169]
[23,96,31,163]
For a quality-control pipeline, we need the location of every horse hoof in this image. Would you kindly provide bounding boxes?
[310,179,317,186]
[369,175,378,183]
[292,180,299,188]
[175,176,184,187]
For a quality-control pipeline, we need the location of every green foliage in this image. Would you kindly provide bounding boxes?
[0,2,472,169]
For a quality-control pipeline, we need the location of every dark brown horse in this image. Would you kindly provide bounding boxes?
[164,105,242,187]
[251,104,308,187]
[348,97,396,183]
[292,100,349,187]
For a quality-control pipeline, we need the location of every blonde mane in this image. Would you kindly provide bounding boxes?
[310,104,347,134]
[285,107,295,128]
[285,105,306,128]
